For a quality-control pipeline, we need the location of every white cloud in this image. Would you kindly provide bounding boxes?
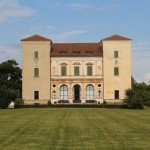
[145,73,150,84]
[136,41,150,46]
[68,2,121,11]
[0,0,35,23]
[78,24,105,29]
[68,3,93,10]
[0,45,17,56]
[52,29,87,42]
[98,3,122,11]
[132,40,150,83]
[46,26,56,31]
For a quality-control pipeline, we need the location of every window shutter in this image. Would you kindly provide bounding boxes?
[114,51,118,58]
[114,67,119,76]
[87,66,92,76]
[34,68,39,77]
[34,51,38,59]
[61,66,66,76]
[74,66,79,76]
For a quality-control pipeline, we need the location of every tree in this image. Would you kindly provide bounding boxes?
[125,77,150,108]
[0,59,22,96]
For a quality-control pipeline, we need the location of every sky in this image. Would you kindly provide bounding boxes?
[0,0,150,83]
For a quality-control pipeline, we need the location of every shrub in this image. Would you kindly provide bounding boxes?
[0,88,17,109]
[14,98,24,108]
[47,100,51,106]
[126,96,144,109]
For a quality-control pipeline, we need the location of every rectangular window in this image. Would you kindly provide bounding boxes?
[115,90,119,99]
[98,90,101,98]
[74,66,79,76]
[114,51,118,58]
[34,51,38,59]
[87,66,92,76]
[34,91,39,100]
[52,91,56,99]
[114,67,119,76]
[61,66,66,76]
[34,68,39,77]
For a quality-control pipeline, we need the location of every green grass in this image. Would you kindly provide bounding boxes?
[0,108,150,150]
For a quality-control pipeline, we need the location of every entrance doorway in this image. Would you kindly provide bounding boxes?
[73,84,81,103]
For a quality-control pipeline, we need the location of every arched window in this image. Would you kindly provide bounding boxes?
[60,85,68,101]
[86,85,94,100]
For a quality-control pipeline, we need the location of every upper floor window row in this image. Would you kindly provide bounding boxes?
[60,66,93,76]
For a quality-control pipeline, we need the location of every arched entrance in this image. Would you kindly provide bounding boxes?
[73,84,81,103]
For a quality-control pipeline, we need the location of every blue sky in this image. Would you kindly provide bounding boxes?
[0,0,150,83]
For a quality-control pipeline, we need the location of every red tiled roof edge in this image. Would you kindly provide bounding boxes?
[102,34,132,41]
[21,34,51,41]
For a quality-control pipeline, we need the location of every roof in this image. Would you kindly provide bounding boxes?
[51,43,103,57]
[21,34,51,41]
[102,34,132,41]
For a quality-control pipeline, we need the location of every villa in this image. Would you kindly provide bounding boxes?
[21,34,131,104]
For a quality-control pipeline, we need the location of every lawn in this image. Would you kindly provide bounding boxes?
[0,108,150,150]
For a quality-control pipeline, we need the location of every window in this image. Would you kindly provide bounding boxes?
[52,91,56,99]
[34,51,38,59]
[115,90,119,99]
[87,66,92,76]
[74,66,79,76]
[114,51,118,58]
[98,84,101,87]
[114,67,119,76]
[61,66,66,76]
[34,91,39,100]
[98,90,101,98]
[60,85,68,100]
[34,68,39,77]
[86,85,94,100]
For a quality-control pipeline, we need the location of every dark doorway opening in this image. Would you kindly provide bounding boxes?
[73,84,81,103]
[115,90,119,99]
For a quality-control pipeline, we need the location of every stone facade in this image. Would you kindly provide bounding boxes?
[21,34,132,104]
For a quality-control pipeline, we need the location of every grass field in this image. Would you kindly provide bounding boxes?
[0,108,150,150]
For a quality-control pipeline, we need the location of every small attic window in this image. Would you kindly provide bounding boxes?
[85,50,93,54]
[73,51,80,54]
[60,50,67,54]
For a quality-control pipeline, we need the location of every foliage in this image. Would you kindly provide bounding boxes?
[14,98,24,108]
[47,100,51,106]
[0,87,17,109]
[0,59,22,97]
[125,77,150,108]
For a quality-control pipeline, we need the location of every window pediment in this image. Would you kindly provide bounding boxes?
[73,62,81,65]
[86,62,93,65]
[60,62,68,65]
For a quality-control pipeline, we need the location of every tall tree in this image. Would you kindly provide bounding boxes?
[0,60,22,96]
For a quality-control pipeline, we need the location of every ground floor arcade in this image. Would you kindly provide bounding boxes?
[51,79,103,104]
